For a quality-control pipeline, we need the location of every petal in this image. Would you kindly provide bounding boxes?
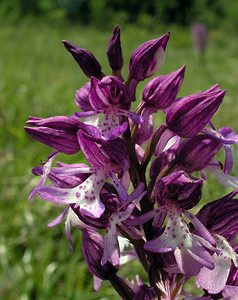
[119,203,136,222]
[48,207,69,227]
[136,107,154,145]
[224,145,233,174]
[126,209,157,226]
[120,170,130,191]
[209,167,238,189]
[110,173,128,202]
[175,247,205,276]
[222,285,238,300]
[186,241,214,271]
[101,138,130,171]
[197,254,231,294]
[154,128,178,155]
[117,108,143,124]
[65,219,74,251]
[107,121,128,139]
[218,127,238,143]
[101,223,117,265]
[89,77,110,110]
[128,182,145,202]
[52,165,93,176]
[152,209,167,228]
[184,211,215,245]
[145,235,174,253]
[29,152,58,200]
[119,223,142,240]
[38,185,72,204]
[39,172,106,218]
[93,276,103,291]
[75,110,99,118]
[77,130,110,167]
[98,112,120,139]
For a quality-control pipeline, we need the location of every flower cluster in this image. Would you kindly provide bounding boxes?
[25,26,238,299]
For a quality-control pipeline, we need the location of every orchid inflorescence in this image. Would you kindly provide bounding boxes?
[25,26,238,300]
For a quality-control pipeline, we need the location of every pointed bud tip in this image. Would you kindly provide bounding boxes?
[62,40,79,52]
[62,40,70,47]
[113,25,120,33]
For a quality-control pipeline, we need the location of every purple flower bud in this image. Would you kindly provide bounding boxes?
[82,229,119,280]
[63,40,103,78]
[166,86,226,137]
[107,26,123,71]
[150,148,176,180]
[175,134,222,172]
[75,82,92,111]
[24,116,82,154]
[129,32,170,81]
[142,66,185,109]
[155,171,203,209]
[197,191,238,240]
[134,284,156,300]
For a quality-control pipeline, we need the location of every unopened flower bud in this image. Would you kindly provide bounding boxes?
[155,171,203,209]
[82,229,119,280]
[107,25,123,72]
[129,32,170,81]
[63,40,103,78]
[197,191,238,240]
[24,116,81,154]
[166,85,226,137]
[175,134,222,172]
[142,66,185,109]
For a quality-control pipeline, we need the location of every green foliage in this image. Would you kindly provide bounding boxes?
[1,19,238,299]
[0,0,235,29]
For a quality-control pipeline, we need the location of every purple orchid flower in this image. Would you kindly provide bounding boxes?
[195,191,238,294]
[155,171,203,210]
[128,203,215,276]
[75,76,142,139]
[101,183,145,265]
[29,151,58,200]
[203,125,238,174]
[36,131,129,218]
[31,158,95,249]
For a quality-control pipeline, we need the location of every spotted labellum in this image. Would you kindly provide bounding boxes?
[25,25,238,299]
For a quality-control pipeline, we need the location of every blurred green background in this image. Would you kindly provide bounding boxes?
[1,0,238,299]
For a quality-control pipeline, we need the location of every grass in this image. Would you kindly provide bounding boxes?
[1,18,238,299]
